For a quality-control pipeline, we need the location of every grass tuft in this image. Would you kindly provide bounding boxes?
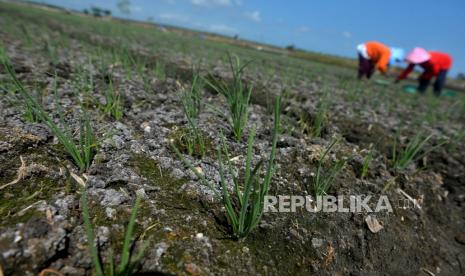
[102,79,123,120]
[154,61,166,81]
[219,96,281,237]
[360,147,374,179]
[0,45,40,121]
[73,66,96,108]
[392,132,446,170]
[179,75,205,156]
[3,59,98,172]
[205,53,253,141]
[173,96,281,238]
[311,99,328,137]
[313,138,346,196]
[81,193,149,276]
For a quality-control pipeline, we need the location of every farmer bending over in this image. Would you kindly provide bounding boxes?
[356,41,404,79]
[396,47,452,96]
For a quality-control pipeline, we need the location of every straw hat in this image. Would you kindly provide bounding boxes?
[405,47,430,64]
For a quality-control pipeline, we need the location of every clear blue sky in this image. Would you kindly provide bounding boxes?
[35,0,465,76]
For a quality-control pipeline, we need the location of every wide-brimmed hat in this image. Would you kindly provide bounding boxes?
[405,47,430,64]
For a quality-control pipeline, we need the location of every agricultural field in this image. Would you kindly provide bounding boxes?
[1,1,465,275]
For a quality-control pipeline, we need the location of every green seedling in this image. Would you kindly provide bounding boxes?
[361,147,374,179]
[19,24,33,47]
[297,111,311,135]
[154,61,166,81]
[181,75,203,120]
[4,60,98,172]
[179,75,205,156]
[0,45,38,122]
[313,138,346,196]
[81,193,149,276]
[173,96,281,238]
[44,37,58,66]
[74,66,96,107]
[311,99,328,137]
[392,132,446,170]
[447,129,465,152]
[121,48,136,79]
[102,79,123,120]
[140,66,152,93]
[345,81,361,103]
[205,53,253,141]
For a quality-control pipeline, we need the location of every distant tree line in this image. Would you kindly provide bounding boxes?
[83,7,111,17]
[286,44,296,51]
[83,0,130,17]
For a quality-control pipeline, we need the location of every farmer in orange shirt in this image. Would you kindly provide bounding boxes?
[396,47,452,96]
[356,41,402,79]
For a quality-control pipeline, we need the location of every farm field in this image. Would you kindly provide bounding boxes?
[1,1,465,275]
